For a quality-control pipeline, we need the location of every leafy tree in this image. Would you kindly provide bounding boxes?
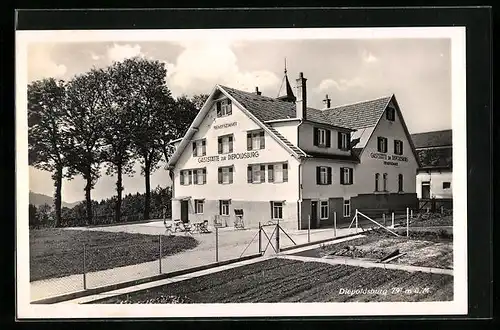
[37,204,53,227]
[28,78,71,227]
[64,68,107,225]
[100,63,136,223]
[29,204,38,228]
[191,93,210,111]
[120,57,176,220]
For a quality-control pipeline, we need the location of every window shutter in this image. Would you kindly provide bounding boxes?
[340,167,345,184]
[193,170,198,184]
[325,130,331,148]
[400,141,403,155]
[218,168,222,184]
[270,201,274,219]
[180,171,184,186]
[313,127,319,146]
[260,131,265,149]
[316,167,321,184]
[283,163,288,182]
[349,168,353,185]
[260,165,266,183]
[202,140,206,155]
[338,132,342,149]
[219,201,222,215]
[268,165,274,182]
[216,102,222,116]
[247,165,252,183]
[346,134,351,149]
[327,167,332,184]
[377,137,381,152]
[384,138,388,153]
[218,137,222,154]
[229,167,233,184]
[192,142,197,156]
[228,135,233,153]
[203,168,206,184]
[247,133,252,150]
[188,170,192,185]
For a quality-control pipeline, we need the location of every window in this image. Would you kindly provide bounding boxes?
[398,174,404,192]
[218,134,233,154]
[247,130,265,150]
[338,132,350,150]
[271,201,283,219]
[180,170,193,186]
[386,107,395,121]
[313,127,331,147]
[377,137,388,153]
[343,199,351,217]
[283,163,288,182]
[268,164,274,182]
[340,167,353,185]
[394,140,403,155]
[195,200,204,214]
[192,168,207,185]
[383,173,388,191]
[320,201,329,220]
[375,173,380,191]
[443,182,451,189]
[192,139,206,157]
[247,164,266,183]
[218,166,233,184]
[216,99,232,117]
[219,200,230,216]
[316,166,332,185]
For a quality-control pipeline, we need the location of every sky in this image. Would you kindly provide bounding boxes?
[27,37,452,203]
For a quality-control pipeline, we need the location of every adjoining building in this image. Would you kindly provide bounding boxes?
[167,71,420,230]
[411,129,453,211]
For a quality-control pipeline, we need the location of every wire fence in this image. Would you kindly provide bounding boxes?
[30,206,447,302]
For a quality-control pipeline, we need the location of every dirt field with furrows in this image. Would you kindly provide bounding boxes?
[93,258,453,304]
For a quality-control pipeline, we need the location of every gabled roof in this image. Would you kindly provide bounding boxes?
[411,129,452,149]
[321,96,393,129]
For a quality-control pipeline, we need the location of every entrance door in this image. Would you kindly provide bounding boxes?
[180,200,189,223]
[421,182,431,199]
[310,201,318,229]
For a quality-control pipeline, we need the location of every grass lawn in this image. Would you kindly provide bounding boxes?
[94,258,453,304]
[30,229,198,282]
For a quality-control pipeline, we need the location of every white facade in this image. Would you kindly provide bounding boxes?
[168,81,419,230]
[416,171,453,199]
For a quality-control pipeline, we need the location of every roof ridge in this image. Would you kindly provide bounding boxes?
[411,128,452,135]
[322,94,393,111]
[219,85,294,105]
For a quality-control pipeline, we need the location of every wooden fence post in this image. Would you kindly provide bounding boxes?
[333,212,337,237]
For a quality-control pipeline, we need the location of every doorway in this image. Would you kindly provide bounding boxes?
[180,200,189,223]
[310,201,318,229]
[421,182,431,199]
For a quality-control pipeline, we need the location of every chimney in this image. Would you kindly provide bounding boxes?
[296,72,307,120]
[323,94,331,109]
[254,86,262,95]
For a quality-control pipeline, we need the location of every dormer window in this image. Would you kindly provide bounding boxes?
[313,127,331,148]
[216,99,232,117]
[386,107,396,121]
[338,132,350,150]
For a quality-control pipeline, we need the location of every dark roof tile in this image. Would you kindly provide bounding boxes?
[411,129,452,148]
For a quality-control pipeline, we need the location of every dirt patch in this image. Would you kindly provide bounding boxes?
[93,258,453,304]
[294,233,453,269]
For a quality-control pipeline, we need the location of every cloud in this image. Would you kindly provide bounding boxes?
[107,43,143,62]
[166,40,280,96]
[27,44,67,81]
[362,50,378,63]
[316,77,366,92]
[90,52,101,60]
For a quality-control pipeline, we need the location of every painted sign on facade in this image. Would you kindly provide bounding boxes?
[213,122,238,129]
[197,151,260,163]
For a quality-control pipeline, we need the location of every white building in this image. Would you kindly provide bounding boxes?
[167,72,420,230]
[412,129,453,210]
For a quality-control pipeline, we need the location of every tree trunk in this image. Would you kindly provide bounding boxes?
[53,165,63,227]
[115,164,123,223]
[144,163,151,220]
[85,175,93,225]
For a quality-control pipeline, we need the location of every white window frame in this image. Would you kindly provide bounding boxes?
[252,164,261,183]
[343,168,351,185]
[222,135,230,154]
[196,169,205,185]
[320,166,328,185]
[272,201,283,220]
[378,137,387,153]
[343,199,351,217]
[222,167,232,184]
[318,128,327,146]
[395,140,403,155]
[195,200,204,214]
[217,99,232,118]
[340,133,349,149]
[220,200,230,216]
[320,200,329,220]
